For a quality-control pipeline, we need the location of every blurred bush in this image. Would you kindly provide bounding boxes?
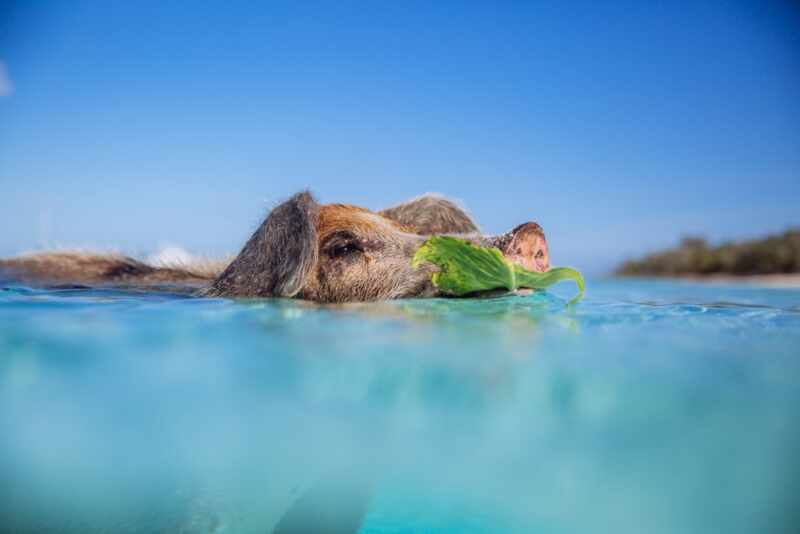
[616,229,800,276]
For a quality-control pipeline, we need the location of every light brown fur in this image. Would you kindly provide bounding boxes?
[0,251,220,287]
[0,193,550,302]
[301,204,436,302]
[379,194,478,235]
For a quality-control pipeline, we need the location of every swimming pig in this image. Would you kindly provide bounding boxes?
[0,192,550,303]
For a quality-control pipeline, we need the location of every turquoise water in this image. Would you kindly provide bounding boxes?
[1,279,799,533]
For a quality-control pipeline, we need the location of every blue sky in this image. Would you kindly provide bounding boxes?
[1,1,798,274]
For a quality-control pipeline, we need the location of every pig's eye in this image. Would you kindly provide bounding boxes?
[328,241,363,259]
[535,250,545,259]
[323,231,365,259]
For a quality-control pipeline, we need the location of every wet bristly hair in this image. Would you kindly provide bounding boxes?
[0,191,549,301]
[379,194,478,235]
[205,191,320,298]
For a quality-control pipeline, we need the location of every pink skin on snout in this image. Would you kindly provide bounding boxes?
[485,222,550,274]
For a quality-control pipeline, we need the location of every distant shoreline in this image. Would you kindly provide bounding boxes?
[616,273,800,288]
[615,229,799,285]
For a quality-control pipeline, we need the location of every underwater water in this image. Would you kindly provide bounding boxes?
[1,279,799,534]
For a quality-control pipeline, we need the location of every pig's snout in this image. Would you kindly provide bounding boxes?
[484,222,550,273]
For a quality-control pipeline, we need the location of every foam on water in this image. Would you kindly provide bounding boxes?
[1,279,799,533]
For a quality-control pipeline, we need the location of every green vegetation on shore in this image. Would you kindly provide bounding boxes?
[616,229,800,277]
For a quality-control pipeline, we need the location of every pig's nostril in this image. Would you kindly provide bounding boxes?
[497,221,548,273]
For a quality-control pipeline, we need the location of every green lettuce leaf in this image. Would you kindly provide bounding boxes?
[412,235,585,304]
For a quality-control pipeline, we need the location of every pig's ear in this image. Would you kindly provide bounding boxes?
[207,191,319,297]
[379,194,479,235]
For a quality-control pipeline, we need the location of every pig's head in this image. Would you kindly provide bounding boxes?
[207,192,549,303]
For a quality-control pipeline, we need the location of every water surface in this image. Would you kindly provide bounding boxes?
[1,279,799,533]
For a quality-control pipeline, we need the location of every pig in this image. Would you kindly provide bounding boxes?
[0,191,550,302]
